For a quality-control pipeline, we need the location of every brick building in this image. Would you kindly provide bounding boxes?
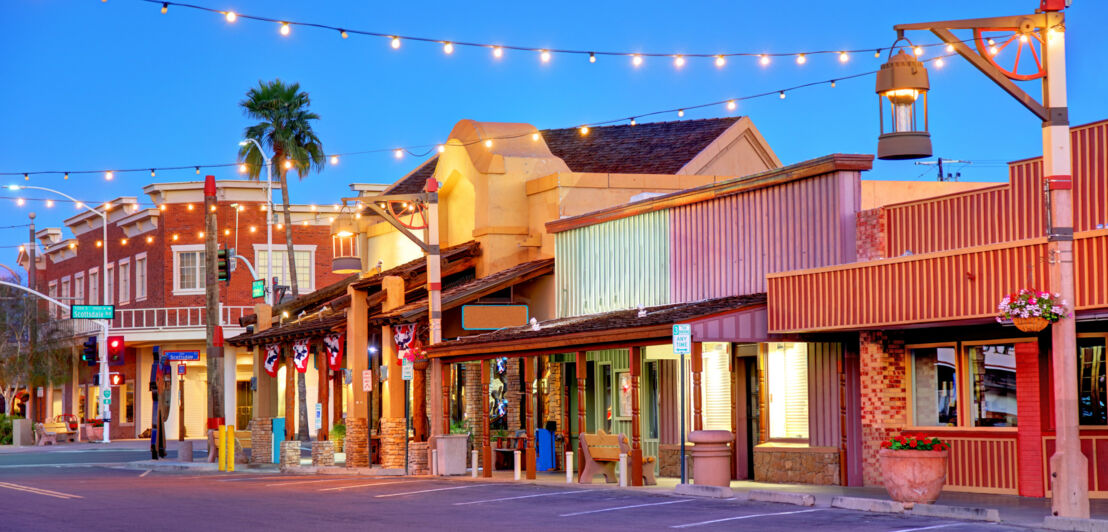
[18,179,344,440]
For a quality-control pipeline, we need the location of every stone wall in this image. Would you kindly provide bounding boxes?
[312,441,335,466]
[279,440,300,471]
[380,417,406,469]
[543,362,563,433]
[505,357,522,431]
[658,444,689,478]
[345,418,369,468]
[250,418,272,464]
[408,441,429,475]
[753,446,840,485]
[859,331,907,486]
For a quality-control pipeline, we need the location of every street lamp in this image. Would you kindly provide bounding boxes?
[239,138,275,305]
[876,45,932,160]
[330,213,361,274]
[5,184,112,443]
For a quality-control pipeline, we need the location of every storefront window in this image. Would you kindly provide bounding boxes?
[1079,337,1107,425]
[767,342,808,440]
[967,343,1018,427]
[701,342,732,431]
[601,364,612,433]
[911,347,958,426]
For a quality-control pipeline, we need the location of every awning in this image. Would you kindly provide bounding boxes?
[227,314,346,347]
[382,258,554,322]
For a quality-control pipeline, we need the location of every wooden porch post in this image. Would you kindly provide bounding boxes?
[562,364,570,471]
[481,358,492,478]
[285,345,294,440]
[629,346,643,487]
[576,350,586,479]
[691,342,703,432]
[318,340,329,441]
[332,366,343,427]
[441,362,451,435]
[525,356,537,479]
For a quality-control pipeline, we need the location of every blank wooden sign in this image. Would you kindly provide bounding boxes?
[462,305,529,330]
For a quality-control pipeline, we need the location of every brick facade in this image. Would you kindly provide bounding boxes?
[1015,341,1045,497]
[858,331,907,486]
[855,207,887,262]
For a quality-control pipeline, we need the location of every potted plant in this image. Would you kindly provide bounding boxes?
[879,435,949,506]
[330,422,346,454]
[997,289,1070,333]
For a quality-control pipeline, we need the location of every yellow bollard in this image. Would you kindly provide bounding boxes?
[225,424,235,472]
[217,425,227,472]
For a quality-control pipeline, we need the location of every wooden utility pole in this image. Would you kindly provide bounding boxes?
[203,176,224,431]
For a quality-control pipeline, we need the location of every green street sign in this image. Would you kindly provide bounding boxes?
[252,279,265,299]
[71,305,115,320]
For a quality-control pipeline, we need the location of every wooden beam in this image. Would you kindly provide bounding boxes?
[525,356,537,480]
[428,324,675,358]
[481,359,492,478]
[576,350,587,481]
[629,346,643,487]
[691,342,703,432]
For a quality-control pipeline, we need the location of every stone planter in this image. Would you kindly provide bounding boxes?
[689,430,733,487]
[312,441,335,466]
[82,425,103,442]
[434,434,470,476]
[879,449,949,506]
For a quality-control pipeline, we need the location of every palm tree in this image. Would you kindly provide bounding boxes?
[238,79,324,442]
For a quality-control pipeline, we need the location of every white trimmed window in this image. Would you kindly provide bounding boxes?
[74,272,85,305]
[105,263,115,305]
[134,253,147,301]
[48,281,58,318]
[173,245,206,295]
[118,258,131,304]
[255,244,316,293]
[88,268,99,306]
[767,342,810,440]
[60,276,71,316]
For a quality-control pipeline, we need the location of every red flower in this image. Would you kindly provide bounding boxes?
[909,439,918,448]
[881,441,891,449]
[899,436,907,445]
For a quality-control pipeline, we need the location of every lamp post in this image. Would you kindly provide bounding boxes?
[7,184,112,443]
[887,3,1085,517]
[239,138,275,305]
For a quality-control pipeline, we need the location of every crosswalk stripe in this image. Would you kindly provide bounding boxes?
[0,481,83,499]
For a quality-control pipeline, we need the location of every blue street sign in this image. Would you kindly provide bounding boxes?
[166,351,200,361]
[672,324,692,355]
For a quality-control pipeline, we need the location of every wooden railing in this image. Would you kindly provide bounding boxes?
[112,306,253,331]
[1044,433,1108,497]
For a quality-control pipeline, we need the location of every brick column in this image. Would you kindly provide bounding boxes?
[1015,341,1046,497]
[345,418,369,468]
[312,441,335,466]
[279,440,300,471]
[345,285,370,468]
[858,331,907,486]
[250,418,273,464]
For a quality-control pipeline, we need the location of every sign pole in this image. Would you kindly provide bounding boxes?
[179,367,185,441]
[672,323,691,485]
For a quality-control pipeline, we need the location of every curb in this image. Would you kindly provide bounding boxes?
[1044,516,1108,532]
[747,489,815,507]
[674,483,734,499]
[120,460,221,472]
[286,466,406,476]
[830,496,905,514]
[910,503,1000,523]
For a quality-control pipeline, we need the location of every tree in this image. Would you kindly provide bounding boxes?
[0,277,74,418]
[237,79,325,441]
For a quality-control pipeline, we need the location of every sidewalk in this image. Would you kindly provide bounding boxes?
[0,439,204,454]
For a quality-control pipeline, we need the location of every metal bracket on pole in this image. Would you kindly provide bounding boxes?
[364,202,431,253]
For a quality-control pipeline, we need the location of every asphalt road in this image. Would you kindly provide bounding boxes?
[0,466,1031,531]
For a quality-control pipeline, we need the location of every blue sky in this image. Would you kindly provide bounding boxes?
[1,0,1106,257]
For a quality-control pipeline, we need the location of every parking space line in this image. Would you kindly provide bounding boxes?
[139,470,151,477]
[670,508,824,528]
[0,481,83,500]
[890,525,959,532]
[560,498,693,517]
[454,489,588,506]
[266,478,356,487]
[319,480,425,492]
[375,485,481,498]
[216,475,276,482]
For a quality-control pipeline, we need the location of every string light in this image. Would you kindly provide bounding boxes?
[16,198,24,206]
[989,45,998,55]
[484,139,493,148]
[443,42,454,54]
[159,204,166,211]
[18,245,24,253]
[830,80,836,88]
[492,46,503,59]
[874,49,881,58]
[589,52,596,63]
[629,118,636,126]
[23,173,28,181]
[276,223,283,230]
[75,201,83,209]
[759,54,769,66]
[160,2,167,14]
[715,55,725,68]
[540,50,551,63]
[224,229,231,236]
[249,226,257,233]
[105,171,114,180]
[96,240,103,248]
[209,205,216,212]
[224,11,236,23]
[195,167,200,174]
[579,126,589,136]
[150,169,156,177]
[391,36,401,49]
[121,238,128,245]
[779,91,786,99]
[283,160,292,169]
[946,44,955,53]
[935,58,944,68]
[913,46,923,56]
[632,54,643,67]
[69,242,76,249]
[46,199,54,207]
[280,22,290,36]
[238,164,247,173]
[674,55,685,68]
[726,100,736,111]
[310,204,317,211]
[64,173,69,180]
[146,236,154,243]
[330,155,338,165]
[187,204,194,211]
[839,51,849,63]
[340,30,348,39]
[394,149,403,159]
[172,234,179,241]
[531,133,539,141]
[796,54,806,64]
[677,109,684,117]
[436,145,445,152]
[987,38,996,46]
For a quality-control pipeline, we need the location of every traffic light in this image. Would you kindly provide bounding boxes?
[81,336,98,365]
[109,373,123,386]
[107,335,125,365]
[216,248,232,282]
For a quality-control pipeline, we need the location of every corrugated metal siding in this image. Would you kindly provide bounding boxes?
[670,172,859,302]
[556,211,670,318]
[808,343,842,448]
[886,120,1108,256]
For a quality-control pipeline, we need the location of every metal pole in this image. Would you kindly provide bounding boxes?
[28,214,37,425]
[1042,25,1089,519]
[265,155,274,306]
[404,380,410,475]
[679,352,686,485]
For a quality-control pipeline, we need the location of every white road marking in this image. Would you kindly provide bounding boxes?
[318,480,425,492]
[0,481,83,500]
[670,508,825,528]
[560,498,694,516]
[374,484,482,498]
[216,475,276,482]
[266,478,356,487]
[139,470,151,477]
[454,490,588,506]
[890,524,960,532]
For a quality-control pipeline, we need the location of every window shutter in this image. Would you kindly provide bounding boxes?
[701,344,732,431]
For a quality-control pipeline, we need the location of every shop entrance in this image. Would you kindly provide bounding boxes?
[733,344,760,480]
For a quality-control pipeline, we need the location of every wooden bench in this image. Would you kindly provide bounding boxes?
[33,423,57,446]
[578,431,657,486]
[43,421,77,443]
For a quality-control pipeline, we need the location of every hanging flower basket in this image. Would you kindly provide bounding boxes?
[996,289,1070,333]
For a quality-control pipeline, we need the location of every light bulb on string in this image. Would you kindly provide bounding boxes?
[340,30,348,39]
[146,236,154,244]
[239,164,247,173]
[160,3,167,14]
[987,38,996,46]
[989,45,998,55]
[187,204,194,211]
[443,42,454,54]
[280,22,290,36]
[779,91,786,99]
[759,54,769,66]
[484,139,493,148]
[159,204,166,211]
[579,126,589,136]
[874,49,881,58]
[629,118,636,126]
[283,160,292,169]
[589,52,596,63]
[839,51,849,63]
[531,133,539,141]
[437,144,446,152]
[75,201,83,209]
[796,54,806,64]
[673,55,685,68]
[726,100,736,111]
[935,58,945,68]
[223,229,231,236]
[121,238,128,246]
[16,198,24,206]
[150,169,156,177]
[493,46,503,59]
[391,36,401,49]
[46,199,54,207]
[330,155,339,165]
[225,11,236,22]
[632,54,643,67]
[105,171,113,181]
[64,173,69,180]
[913,46,923,56]
[195,167,200,174]
[23,173,28,181]
[540,50,551,63]
[830,80,837,88]
[715,55,726,68]
[393,149,404,159]
[946,44,955,53]
[678,109,685,118]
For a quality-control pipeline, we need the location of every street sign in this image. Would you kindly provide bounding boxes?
[178,364,186,376]
[102,389,111,400]
[166,351,200,361]
[315,403,322,430]
[71,305,114,319]
[252,279,265,299]
[672,324,692,355]
[362,370,373,392]
[401,359,413,381]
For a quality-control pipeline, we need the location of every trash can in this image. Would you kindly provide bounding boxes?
[689,430,733,487]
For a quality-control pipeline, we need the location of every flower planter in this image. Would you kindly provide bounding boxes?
[82,425,103,442]
[879,448,949,506]
[434,433,470,476]
[1012,316,1049,333]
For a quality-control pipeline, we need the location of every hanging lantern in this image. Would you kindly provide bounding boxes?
[876,48,932,160]
[331,213,361,274]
